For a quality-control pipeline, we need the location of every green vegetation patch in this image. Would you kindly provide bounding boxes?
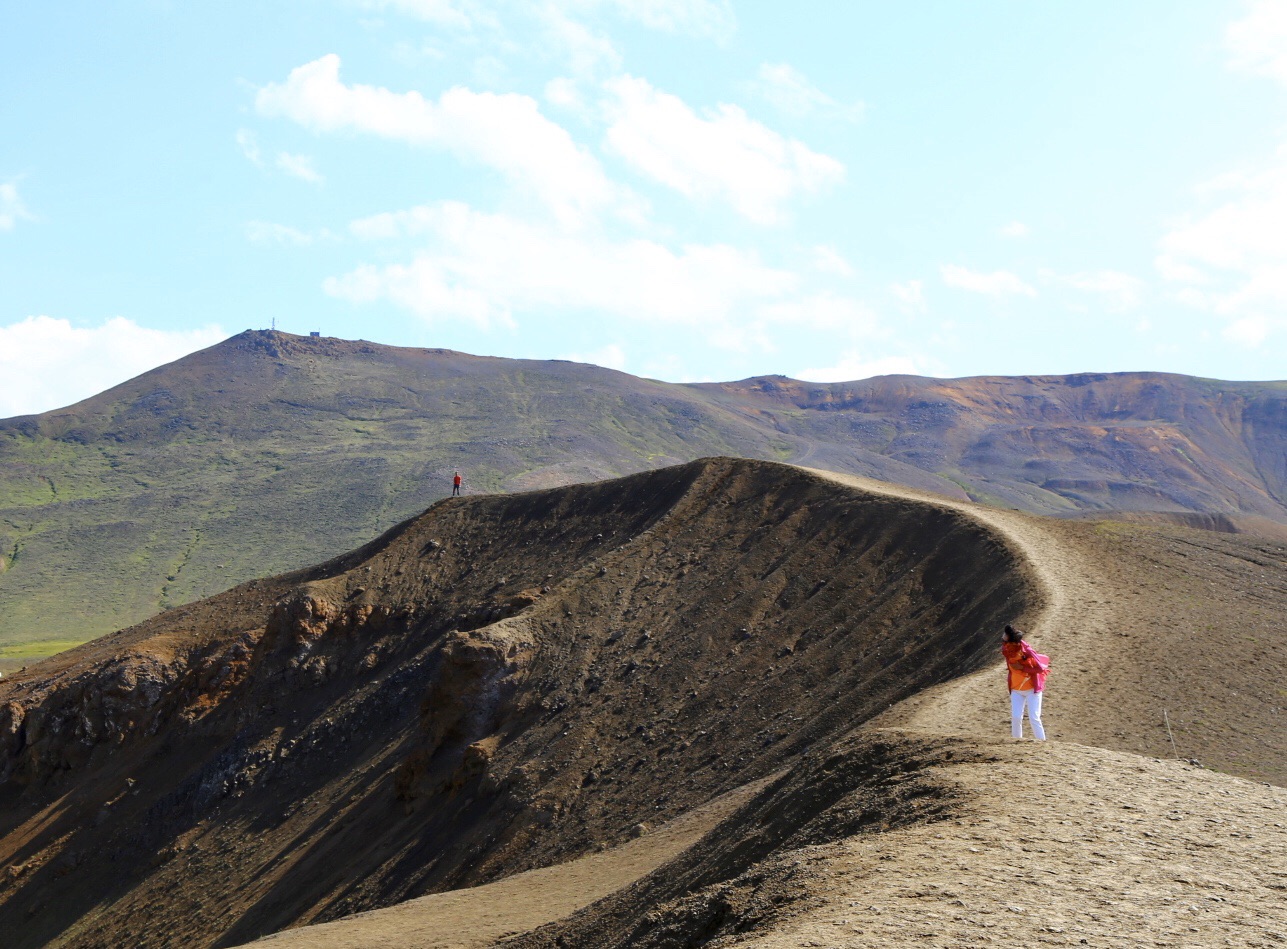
[0,638,90,661]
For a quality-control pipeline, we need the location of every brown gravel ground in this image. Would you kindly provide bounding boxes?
[242,465,1287,949]
[741,737,1287,949]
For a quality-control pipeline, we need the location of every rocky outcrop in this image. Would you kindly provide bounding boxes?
[394,620,537,803]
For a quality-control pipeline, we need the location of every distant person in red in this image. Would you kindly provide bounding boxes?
[1001,624,1049,740]
[452,471,462,496]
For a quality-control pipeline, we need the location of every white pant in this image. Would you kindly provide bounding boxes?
[1010,689,1046,740]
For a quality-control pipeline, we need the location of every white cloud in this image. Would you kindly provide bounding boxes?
[812,245,853,277]
[332,201,799,331]
[754,292,879,333]
[1227,0,1287,84]
[940,264,1036,298]
[1225,314,1271,346]
[1042,269,1145,312]
[545,77,586,112]
[1151,1,1287,346]
[237,130,324,184]
[0,317,226,418]
[796,351,921,383]
[275,152,325,185]
[1156,144,1287,344]
[999,220,1029,238]
[0,180,32,231]
[256,54,626,226]
[1155,255,1206,284]
[535,6,624,76]
[601,75,844,223]
[365,0,734,39]
[749,63,863,122]
[245,221,338,246]
[597,0,735,38]
[890,279,924,309]
[365,1,731,78]
[1172,286,1209,309]
[235,128,263,166]
[561,343,627,370]
[361,0,479,29]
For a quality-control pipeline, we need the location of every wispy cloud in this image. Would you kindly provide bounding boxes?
[597,0,735,39]
[0,180,34,231]
[238,129,326,185]
[1144,3,1287,347]
[940,264,1036,297]
[748,63,863,122]
[361,0,479,29]
[364,0,732,79]
[236,128,264,166]
[1156,144,1287,345]
[812,245,853,276]
[245,221,339,246]
[890,279,924,309]
[998,220,1029,238]
[275,152,324,185]
[368,0,734,38]
[1226,0,1287,84]
[0,316,225,418]
[1042,269,1145,312]
[601,74,844,223]
[534,5,624,77]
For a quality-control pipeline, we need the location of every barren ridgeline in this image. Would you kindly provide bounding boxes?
[0,459,1284,947]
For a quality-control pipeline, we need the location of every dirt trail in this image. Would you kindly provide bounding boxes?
[803,468,1112,742]
[238,776,773,949]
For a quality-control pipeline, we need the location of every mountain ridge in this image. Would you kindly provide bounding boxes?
[1,329,1283,650]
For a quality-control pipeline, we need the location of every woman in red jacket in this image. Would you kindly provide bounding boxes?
[1002,624,1048,741]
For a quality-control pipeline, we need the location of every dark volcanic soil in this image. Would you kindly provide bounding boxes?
[0,459,1034,948]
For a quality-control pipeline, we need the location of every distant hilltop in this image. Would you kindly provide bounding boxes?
[0,328,1284,647]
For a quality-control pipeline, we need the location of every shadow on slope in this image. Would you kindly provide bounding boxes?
[0,458,1035,948]
[505,731,981,949]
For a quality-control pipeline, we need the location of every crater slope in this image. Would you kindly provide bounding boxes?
[0,458,1036,948]
[232,465,1287,949]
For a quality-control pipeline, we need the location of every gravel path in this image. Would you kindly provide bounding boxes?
[803,467,1112,743]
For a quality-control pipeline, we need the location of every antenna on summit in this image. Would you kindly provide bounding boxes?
[271,317,276,331]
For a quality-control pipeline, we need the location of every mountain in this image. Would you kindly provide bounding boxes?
[1,329,1284,651]
[1,459,1283,947]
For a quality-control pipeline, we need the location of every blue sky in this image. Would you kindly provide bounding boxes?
[2,1,1286,418]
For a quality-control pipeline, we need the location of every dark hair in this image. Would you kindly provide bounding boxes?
[1003,624,1025,643]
